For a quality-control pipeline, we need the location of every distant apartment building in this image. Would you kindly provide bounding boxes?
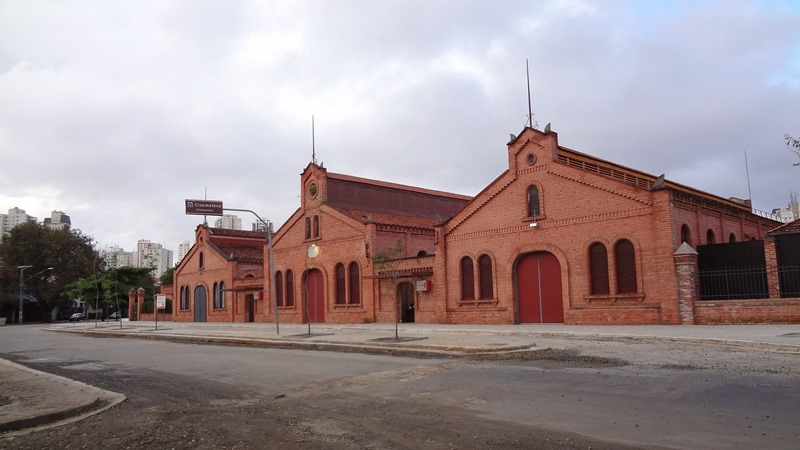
[0,207,37,241]
[101,246,134,268]
[214,214,242,230]
[135,240,173,279]
[42,210,71,231]
[771,192,799,222]
[177,241,191,263]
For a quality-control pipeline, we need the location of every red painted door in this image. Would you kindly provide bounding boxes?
[517,252,564,323]
[307,269,325,323]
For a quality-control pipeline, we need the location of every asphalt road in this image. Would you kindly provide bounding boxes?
[1,325,799,449]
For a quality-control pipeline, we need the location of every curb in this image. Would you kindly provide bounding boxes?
[48,328,536,358]
[0,358,127,435]
[46,326,800,355]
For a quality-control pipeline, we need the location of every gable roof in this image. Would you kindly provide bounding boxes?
[324,171,471,225]
[206,226,265,264]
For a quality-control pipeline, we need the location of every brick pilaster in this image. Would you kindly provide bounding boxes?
[673,242,699,325]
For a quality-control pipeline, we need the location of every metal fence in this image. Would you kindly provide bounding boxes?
[699,266,769,300]
[779,265,800,298]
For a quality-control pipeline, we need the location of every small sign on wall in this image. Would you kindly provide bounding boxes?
[415,280,431,292]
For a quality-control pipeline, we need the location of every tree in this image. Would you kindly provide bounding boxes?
[371,239,404,339]
[64,266,155,319]
[0,222,99,322]
[786,134,800,166]
[160,266,175,285]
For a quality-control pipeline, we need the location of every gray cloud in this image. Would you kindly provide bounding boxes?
[1,0,798,253]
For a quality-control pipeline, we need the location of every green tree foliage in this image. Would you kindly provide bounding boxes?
[160,266,175,285]
[0,222,99,321]
[64,266,155,316]
[371,239,405,339]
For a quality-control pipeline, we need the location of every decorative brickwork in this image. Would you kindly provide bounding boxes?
[176,126,794,325]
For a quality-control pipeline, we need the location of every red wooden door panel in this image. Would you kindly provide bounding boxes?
[307,269,325,323]
[517,252,564,323]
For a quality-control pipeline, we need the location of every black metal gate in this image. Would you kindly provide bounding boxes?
[698,241,768,300]
[775,234,800,298]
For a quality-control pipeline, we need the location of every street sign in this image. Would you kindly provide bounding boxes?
[185,199,224,216]
[156,295,167,310]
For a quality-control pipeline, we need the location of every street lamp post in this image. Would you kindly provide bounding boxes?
[18,265,32,324]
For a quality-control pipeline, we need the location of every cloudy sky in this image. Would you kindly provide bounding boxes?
[1,0,798,255]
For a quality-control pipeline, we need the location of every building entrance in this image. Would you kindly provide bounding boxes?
[517,252,564,323]
[398,282,415,323]
[306,269,325,323]
[193,285,207,322]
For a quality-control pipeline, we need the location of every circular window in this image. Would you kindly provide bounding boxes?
[527,153,537,166]
[308,182,318,198]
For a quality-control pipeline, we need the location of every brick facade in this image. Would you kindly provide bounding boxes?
[176,125,797,325]
[173,225,265,323]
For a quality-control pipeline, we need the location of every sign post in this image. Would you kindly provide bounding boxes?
[156,294,166,330]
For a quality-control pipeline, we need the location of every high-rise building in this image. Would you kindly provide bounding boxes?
[42,210,71,231]
[0,207,37,241]
[177,241,191,263]
[214,214,242,230]
[101,246,134,268]
[772,192,799,222]
[135,240,173,278]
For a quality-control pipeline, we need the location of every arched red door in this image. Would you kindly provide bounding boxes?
[306,269,325,323]
[517,252,564,323]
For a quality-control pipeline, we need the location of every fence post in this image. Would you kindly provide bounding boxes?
[763,235,781,299]
[137,287,146,321]
[674,242,699,325]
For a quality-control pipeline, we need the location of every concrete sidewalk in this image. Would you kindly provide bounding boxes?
[47,320,800,355]
[2,321,798,435]
[0,357,125,436]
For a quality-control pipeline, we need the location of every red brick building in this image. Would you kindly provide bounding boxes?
[173,225,265,322]
[177,126,797,324]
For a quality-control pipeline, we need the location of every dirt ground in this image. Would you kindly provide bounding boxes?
[2,337,798,449]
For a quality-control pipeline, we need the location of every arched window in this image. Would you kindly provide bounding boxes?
[460,257,475,300]
[615,239,638,294]
[707,229,716,244]
[275,271,284,306]
[180,286,186,310]
[478,254,493,300]
[680,225,692,246]
[589,242,610,295]
[305,217,311,239]
[199,252,204,269]
[335,263,346,304]
[313,215,320,238]
[348,262,360,304]
[729,233,737,243]
[286,270,294,306]
[219,281,225,308]
[527,186,541,217]
[212,282,219,308]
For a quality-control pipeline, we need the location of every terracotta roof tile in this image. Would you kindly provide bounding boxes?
[339,209,438,228]
[768,219,800,234]
[327,172,472,200]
